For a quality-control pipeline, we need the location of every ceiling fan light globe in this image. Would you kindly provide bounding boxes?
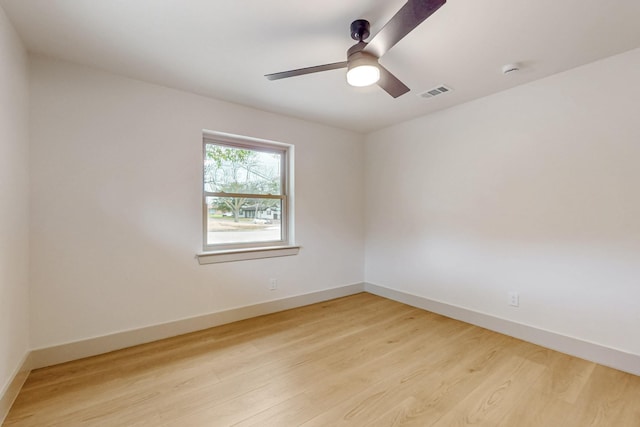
[347,65,380,87]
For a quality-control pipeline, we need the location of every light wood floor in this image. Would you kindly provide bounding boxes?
[4,293,640,426]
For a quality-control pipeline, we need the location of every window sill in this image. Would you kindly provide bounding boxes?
[197,245,300,265]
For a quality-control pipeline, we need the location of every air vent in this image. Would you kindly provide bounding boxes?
[419,85,453,99]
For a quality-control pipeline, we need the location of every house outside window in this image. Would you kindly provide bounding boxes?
[202,132,293,253]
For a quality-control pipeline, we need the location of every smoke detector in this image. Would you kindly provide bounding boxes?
[502,63,520,74]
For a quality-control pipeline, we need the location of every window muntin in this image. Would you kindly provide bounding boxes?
[203,135,289,251]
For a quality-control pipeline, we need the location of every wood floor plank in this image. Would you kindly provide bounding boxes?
[299,329,511,426]
[573,365,638,427]
[4,293,640,427]
[428,355,546,426]
[499,390,578,427]
[362,334,519,427]
[532,351,596,404]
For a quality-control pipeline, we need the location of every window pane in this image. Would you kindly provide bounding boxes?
[204,144,282,195]
[206,196,282,245]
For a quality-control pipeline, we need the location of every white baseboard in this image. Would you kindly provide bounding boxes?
[364,282,640,377]
[11,280,636,422]
[30,283,365,370]
[0,352,32,425]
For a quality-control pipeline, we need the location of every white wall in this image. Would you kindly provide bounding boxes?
[0,6,30,395]
[29,57,364,349]
[365,48,640,356]
[20,28,640,365]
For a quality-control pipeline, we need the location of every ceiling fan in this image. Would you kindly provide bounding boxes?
[265,0,446,98]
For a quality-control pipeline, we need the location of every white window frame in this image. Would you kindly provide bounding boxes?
[197,131,298,264]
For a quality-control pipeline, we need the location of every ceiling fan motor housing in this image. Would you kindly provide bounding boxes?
[346,50,380,87]
[347,50,378,67]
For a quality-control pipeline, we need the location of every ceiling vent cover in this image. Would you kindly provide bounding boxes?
[419,84,453,99]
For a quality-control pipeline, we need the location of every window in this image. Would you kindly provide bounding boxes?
[200,131,296,262]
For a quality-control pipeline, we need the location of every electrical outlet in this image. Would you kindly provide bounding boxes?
[508,291,519,307]
[269,278,278,291]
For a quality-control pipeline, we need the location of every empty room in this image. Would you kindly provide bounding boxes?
[1,0,640,425]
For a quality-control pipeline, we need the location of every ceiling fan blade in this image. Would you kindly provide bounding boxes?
[364,0,446,58]
[377,65,410,98]
[265,61,348,81]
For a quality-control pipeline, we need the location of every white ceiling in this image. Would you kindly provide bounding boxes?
[2,0,640,133]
